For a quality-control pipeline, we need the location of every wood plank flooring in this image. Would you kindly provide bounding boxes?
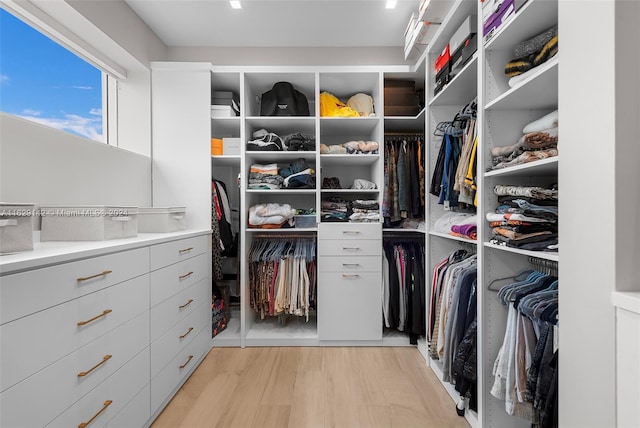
[151,347,471,428]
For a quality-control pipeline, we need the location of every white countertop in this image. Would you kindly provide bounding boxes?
[0,230,211,275]
[612,291,640,315]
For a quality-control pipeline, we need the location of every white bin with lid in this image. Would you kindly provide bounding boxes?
[40,205,138,241]
[137,207,186,233]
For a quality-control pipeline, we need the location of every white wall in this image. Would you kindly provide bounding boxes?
[0,113,152,220]
[558,1,616,426]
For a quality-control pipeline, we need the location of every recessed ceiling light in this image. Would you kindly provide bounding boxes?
[385,0,397,9]
[230,1,242,9]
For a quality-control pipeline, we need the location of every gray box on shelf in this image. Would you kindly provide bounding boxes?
[137,207,187,233]
[0,203,35,253]
[40,205,138,241]
[294,215,316,228]
[223,138,241,155]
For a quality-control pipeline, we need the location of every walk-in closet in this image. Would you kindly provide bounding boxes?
[0,0,638,427]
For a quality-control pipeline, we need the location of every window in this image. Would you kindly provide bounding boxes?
[0,8,105,142]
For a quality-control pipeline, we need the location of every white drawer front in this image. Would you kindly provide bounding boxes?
[151,301,208,377]
[150,252,210,307]
[44,347,149,428]
[1,247,149,324]
[318,255,382,273]
[317,271,382,341]
[318,223,381,240]
[150,235,209,271]
[104,383,150,428]
[150,278,209,342]
[318,239,382,257]
[151,329,209,414]
[1,311,148,428]
[1,274,149,392]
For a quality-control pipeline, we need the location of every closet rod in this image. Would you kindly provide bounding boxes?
[384,132,425,136]
[251,233,317,239]
[527,256,558,276]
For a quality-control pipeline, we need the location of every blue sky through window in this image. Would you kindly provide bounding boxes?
[0,8,103,141]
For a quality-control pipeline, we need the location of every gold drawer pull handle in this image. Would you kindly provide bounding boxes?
[179,247,193,254]
[179,355,194,369]
[77,309,112,326]
[77,270,112,282]
[342,230,361,234]
[342,274,360,278]
[179,299,194,309]
[179,327,194,339]
[77,355,112,377]
[179,271,194,280]
[78,400,112,428]
[342,247,360,250]
[342,263,360,266]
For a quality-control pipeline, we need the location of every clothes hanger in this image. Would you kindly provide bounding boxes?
[487,269,535,291]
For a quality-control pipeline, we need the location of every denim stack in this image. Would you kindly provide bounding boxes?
[486,184,558,252]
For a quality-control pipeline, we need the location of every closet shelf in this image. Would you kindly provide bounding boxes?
[485,0,559,52]
[320,189,380,194]
[245,116,316,135]
[320,154,380,166]
[211,155,241,166]
[427,0,478,55]
[244,316,319,347]
[485,57,558,110]
[212,309,241,347]
[246,227,318,233]
[245,151,317,161]
[484,156,558,178]
[429,54,478,107]
[484,241,559,262]
[245,189,317,195]
[320,116,380,135]
[383,108,426,132]
[383,228,426,234]
[383,107,427,121]
[429,230,478,244]
[429,357,480,427]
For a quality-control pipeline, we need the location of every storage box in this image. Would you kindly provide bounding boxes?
[137,207,186,233]
[434,44,450,74]
[294,215,316,228]
[211,138,223,155]
[40,206,138,241]
[223,137,241,155]
[483,0,516,44]
[450,16,477,55]
[450,34,478,77]
[211,105,233,118]
[434,62,451,96]
[0,203,34,253]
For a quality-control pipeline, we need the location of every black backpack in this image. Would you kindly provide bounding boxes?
[260,82,310,116]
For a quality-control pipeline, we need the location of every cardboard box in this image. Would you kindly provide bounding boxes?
[137,207,186,233]
[211,138,223,155]
[40,206,138,241]
[0,203,34,253]
[223,137,241,155]
[211,105,233,118]
[450,15,477,55]
[483,0,516,44]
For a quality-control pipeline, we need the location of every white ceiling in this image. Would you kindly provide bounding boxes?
[124,0,421,48]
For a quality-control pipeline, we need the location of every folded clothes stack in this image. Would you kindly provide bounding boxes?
[349,199,380,223]
[280,158,316,189]
[248,163,284,190]
[321,196,349,222]
[433,212,477,240]
[248,203,296,229]
[284,132,315,151]
[320,140,379,155]
[487,184,558,251]
[504,26,558,88]
[488,110,558,171]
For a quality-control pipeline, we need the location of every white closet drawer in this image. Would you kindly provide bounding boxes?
[318,255,382,273]
[0,311,148,428]
[151,328,209,414]
[318,239,382,257]
[44,348,149,428]
[104,383,150,428]
[1,247,148,324]
[318,223,381,240]
[150,278,209,342]
[317,271,382,341]
[150,235,209,271]
[151,300,208,377]
[150,251,210,307]
[1,274,149,392]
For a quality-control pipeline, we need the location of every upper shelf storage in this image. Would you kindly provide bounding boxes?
[319,72,381,118]
[429,54,478,107]
[244,72,316,117]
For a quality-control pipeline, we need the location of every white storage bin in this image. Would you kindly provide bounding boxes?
[137,207,186,233]
[0,203,34,253]
[40,205,137,241]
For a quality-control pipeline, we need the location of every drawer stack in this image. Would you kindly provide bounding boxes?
[317,223,383,341]
[0,248,151,428]
[149,235,212,415]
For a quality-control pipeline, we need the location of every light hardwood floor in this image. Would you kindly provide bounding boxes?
[151,347,471,428]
